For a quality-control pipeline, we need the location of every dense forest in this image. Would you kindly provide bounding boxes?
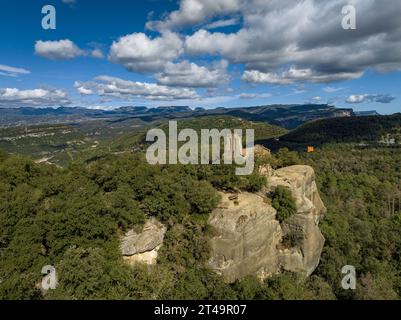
[1,116,401,300]
[0,150,267,299]
[305,144,401,299]
[260,114,401,151]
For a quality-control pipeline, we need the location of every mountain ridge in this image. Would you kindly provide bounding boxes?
[0,104,357,129]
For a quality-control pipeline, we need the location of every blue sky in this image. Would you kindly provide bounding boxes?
[0,0,400,114]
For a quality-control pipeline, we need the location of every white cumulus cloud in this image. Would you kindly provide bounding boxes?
[0,88,70,107]
[35,40,84,60]
[146,0,243,30]
[346,94,396,104]
[109,32,183,73]
[75,76,199,101]
[242,68,362,85]
[74,82,93,95]
[184,0,401,84]
[35,40,104,60]
[155,60,229,88]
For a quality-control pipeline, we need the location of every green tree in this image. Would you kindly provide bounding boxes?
[272,186,297,223]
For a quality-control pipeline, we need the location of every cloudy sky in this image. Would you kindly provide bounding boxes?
[0,0,400,113]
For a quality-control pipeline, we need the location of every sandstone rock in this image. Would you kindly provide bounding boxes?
[242,144,271,158]
[209,192,282,282]
[268,165,326,219]
[269,165,326,276]
[208,165,326,282]
[123,245,162,267]
[254,144,271,157]
[121,218,166,265]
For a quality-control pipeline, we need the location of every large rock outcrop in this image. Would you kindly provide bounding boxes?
[208,165,326,282]
[121,218,166,266]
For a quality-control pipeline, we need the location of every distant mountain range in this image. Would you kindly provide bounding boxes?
[0,104,367,129]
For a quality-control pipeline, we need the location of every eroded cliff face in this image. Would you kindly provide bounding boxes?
[208,165,326,283]
[119,164,326,282]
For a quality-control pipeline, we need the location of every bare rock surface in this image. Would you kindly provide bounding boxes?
[208,165,326,282]
[123,245,162,266]
[121,218,166,265]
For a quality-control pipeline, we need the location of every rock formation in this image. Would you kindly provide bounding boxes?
[208,165,326,282]
[121,218,166,266]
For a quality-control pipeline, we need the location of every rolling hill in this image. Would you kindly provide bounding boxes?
[259,114,401,151]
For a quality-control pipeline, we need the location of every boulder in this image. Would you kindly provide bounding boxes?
[121,218,166,266]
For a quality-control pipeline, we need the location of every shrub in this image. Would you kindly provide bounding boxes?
[282,228,304,248]
[272,186,297,223]
[244,173,267,192]
[271,148,301,169]
[186,180,221,215]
